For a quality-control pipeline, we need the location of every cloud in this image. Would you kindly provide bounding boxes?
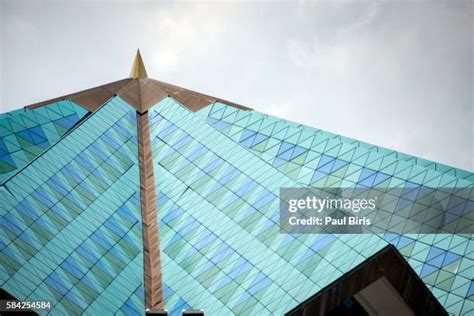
[0,0,472,170]
[284,1,472,170]
[5,15,37,39]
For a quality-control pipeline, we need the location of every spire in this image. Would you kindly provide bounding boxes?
[130,49,148,79]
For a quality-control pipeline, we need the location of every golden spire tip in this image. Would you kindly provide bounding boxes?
[130,49,148,79]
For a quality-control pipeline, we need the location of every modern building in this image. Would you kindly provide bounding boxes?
[0,51,472,315]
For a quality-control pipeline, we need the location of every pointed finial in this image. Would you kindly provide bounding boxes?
[130,49,148,79]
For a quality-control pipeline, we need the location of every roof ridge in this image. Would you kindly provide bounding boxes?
[23,77,251,115]
[25,78,132,111]
[136,110,163,309]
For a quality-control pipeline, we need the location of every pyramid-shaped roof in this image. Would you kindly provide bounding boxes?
[1,52,473,315]
[26,51,250,115]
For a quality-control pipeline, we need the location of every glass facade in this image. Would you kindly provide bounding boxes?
[149,98,387,315]
[199,101,474,315]
[0,101,88,183]
[0,95,472,315]
[0,98,144,314]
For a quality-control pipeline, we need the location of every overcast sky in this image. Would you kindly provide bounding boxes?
[1,0,472,171]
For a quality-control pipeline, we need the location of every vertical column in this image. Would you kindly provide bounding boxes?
[137,111,163,310]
